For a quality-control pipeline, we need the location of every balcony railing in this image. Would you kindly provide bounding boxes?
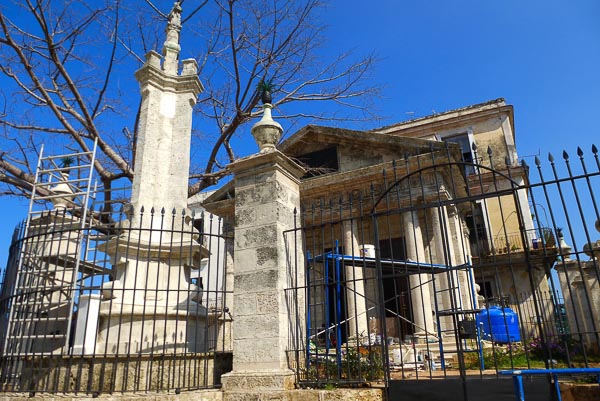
[471,228,556,256]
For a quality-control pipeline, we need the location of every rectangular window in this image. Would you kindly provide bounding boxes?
[443,133,475,174]
[297,146,339,178]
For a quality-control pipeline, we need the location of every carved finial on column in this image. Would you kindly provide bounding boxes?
[251,103,283,154]
[162,2,182,75]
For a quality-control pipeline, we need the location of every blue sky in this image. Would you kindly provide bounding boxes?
[1,0,599,267]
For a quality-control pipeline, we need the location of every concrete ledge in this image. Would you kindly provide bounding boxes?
[0,389,223,401]
[559,382,600,401]
[221,370,296,391]
[222,388,384,401]
[0,388,383,401]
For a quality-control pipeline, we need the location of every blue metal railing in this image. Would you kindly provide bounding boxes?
[499,368,600,401]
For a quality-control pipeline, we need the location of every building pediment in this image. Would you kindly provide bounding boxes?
[280,124,451,159]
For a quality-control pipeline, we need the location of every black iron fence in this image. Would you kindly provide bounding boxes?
[284,144,600,396]
[0,206,232,393]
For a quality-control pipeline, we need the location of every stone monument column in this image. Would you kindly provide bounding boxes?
[342,219,369,339]
[221,104,306,397]
[130,3,202,230]
[96,4,208,356]
[403,210,435,337]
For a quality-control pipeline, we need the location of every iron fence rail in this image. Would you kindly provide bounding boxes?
[0,207,232,394]
[284,144,600,400]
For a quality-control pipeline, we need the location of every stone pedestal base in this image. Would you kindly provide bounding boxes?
[96,312,209,354]
[221,370,295,400]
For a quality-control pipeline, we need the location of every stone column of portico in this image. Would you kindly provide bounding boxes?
[216,218,235,352]
[450,207,475,310]
[403,211,435,337]
[221,105,305,395]
[342,219,369,339]
[430,207,464,331]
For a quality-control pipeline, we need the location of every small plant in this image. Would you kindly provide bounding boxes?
[257,78,276,104]
[60,156,75,171]
[529,336,580,362]
[302,346,384,386]
[341,347,384,381]
[465,343,547,370]
[541,227,556,247]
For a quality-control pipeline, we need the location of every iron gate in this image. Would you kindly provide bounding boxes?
[285,144,599,400]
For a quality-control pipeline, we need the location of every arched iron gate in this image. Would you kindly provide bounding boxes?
[286,145,599,401]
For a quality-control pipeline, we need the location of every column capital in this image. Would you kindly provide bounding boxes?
[135,60,204,96]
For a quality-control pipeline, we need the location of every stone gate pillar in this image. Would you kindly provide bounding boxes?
[221,149,305,397]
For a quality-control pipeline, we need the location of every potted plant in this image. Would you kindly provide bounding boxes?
[60,156,75,175]
[257,78,275,104]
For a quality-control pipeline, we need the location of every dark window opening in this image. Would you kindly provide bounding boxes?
[379,237,412,335]
[443,134,475,174]
[297,146,339,178]
[327,266,347,345]
[465,204,488,256]
[379,237,407,261]
[193,217,204,245]
[478,281,494,299]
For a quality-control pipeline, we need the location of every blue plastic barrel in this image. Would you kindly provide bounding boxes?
[476,306,521,343]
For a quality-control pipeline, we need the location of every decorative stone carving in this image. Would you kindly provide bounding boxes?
[251,103,282,153]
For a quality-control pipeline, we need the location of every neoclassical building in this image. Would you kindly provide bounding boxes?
[201,98,554,346]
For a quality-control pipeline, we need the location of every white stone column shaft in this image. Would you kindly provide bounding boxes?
[452,210,475,310]
[342,219,368,339]
[403,211,435,336]
[430,207,459,332]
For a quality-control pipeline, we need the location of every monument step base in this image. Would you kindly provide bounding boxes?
[222,388,383,401]
[221,370,296,392]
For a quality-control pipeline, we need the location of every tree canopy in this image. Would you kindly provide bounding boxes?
[0,0,378,203]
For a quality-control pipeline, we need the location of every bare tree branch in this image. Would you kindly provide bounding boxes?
[0,0,381,204]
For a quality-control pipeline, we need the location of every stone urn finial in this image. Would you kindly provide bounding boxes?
[51,157,76,210]
[251,103,282,154]
[557,228,572,261]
